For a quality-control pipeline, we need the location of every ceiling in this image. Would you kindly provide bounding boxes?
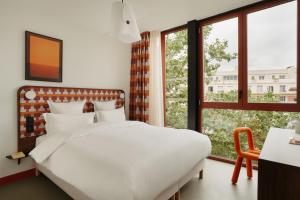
[7,0,262,34]
[131,0,262,31]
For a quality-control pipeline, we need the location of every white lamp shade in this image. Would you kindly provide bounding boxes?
[111,2,141,43]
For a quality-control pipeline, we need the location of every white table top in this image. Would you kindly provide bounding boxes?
[260,128,300,168]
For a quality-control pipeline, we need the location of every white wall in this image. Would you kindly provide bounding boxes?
[0,1,131,178]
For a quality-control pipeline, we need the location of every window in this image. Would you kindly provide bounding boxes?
[268,86,274,92]
[162,0,300,161]
[280,96,286,102]
[202,17,239,103]
[280,85,286,92]
[279,75,285,79]
[223,75,238,81]
[162,28,188,129]
[199,0,299,161]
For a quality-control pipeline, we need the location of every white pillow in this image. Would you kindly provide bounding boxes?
[93,100,116,111]
[48,101,86,114]
[96,107,126,123]
[43,113,95,136]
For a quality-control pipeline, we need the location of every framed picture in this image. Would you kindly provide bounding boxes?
[25,31,63,82]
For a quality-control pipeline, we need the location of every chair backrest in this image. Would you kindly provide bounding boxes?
[233,127,255,155]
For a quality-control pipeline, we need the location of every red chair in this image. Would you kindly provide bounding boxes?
[231,127,260,184]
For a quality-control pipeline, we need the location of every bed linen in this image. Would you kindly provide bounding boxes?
[30,121,211,200]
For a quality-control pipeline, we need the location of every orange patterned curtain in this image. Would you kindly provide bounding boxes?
[129,32,150,122]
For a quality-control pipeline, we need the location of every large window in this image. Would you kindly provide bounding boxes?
[200,0,299,160]
[161,1,299,161]
[162,28,188,129]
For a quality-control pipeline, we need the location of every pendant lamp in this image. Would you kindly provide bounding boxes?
[111,0,141,43]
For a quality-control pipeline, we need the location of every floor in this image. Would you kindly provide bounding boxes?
[0,159,257,200]
[180,159,257,200]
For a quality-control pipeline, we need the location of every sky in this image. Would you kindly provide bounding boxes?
[206,1,297,71]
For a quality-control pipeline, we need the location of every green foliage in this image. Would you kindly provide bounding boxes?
[248,90,281,103]
[205,90,238,102]
[202,91,300,159]
[203,106,300,159]
[165,30,188,128]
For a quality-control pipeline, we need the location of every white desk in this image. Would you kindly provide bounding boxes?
[258,128,300,200]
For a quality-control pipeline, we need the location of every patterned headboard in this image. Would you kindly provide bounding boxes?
[17,86,125,154]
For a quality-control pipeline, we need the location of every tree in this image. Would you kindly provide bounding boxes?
[165,30,188,128]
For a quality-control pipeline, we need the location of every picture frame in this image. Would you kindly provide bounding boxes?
[25,31,63,82]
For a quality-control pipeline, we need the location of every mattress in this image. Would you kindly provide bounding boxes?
[32,121,211,200]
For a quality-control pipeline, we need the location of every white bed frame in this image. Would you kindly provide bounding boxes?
[36,159,205,200]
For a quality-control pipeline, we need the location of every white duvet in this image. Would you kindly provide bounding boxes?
[30,121,211,200]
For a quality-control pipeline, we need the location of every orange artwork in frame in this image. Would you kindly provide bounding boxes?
[25,31,63,82]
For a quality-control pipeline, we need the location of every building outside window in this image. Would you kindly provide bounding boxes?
[279,75,285,79]
[259,75,265,80]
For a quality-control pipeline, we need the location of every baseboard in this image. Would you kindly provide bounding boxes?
[0,168,35,186]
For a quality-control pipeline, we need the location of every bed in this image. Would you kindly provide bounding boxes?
[18,86,211,200]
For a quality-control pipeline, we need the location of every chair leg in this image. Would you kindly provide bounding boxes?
[231,156,243,184]
[246,159,253,179]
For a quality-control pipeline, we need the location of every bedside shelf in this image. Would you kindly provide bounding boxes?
[6,153,28,165]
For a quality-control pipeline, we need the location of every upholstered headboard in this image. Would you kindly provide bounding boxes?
[17,86,125,154]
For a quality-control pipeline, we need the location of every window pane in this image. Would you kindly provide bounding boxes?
[203,18,239,102]
[247,1,297,104]
[202,109,300,160]
[165,29,188,128]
